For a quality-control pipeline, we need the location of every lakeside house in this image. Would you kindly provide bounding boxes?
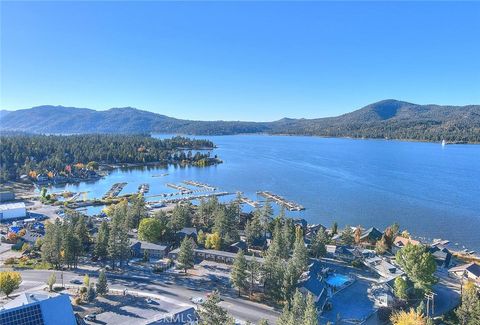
[363,256,404,283]
[360,227,383,246]
[168,247,264,265]
[449,262,480,286]
[325,245,356,262]
[428,243,452,268]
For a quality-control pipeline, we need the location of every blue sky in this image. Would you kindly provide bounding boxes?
[1,1,479,121]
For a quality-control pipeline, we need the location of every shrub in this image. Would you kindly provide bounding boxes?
[4,257,16,265]
[73,297,82,305]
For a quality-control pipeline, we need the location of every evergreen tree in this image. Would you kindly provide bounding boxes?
[107,203,130,269]
[395,244,437,292]
[375,235,389,255]
[394,277,408,300]
[46,273,56,291]
[248,257,261,296]
[456,281,480,325]
[291,227,308,273]
[310,227,328,258]
[331,222,338,236]
[260,200,274,238]
[341,226,354,245]
[63,223,81,269]
[41,219,63,269]
[75,216,90,250]
[230,250,248,296]
[95,221,109,260]
[282,259,301,302]
[177,237,195,273]
[85,284,96,302]
[303,293,318,325]
[245,214,263,247]
[169,203,191,232]
[127,194,148,229]
[198,291,233,324]
[96,270,108,296]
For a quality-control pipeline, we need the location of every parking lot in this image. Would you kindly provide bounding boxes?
[74,292,195,325]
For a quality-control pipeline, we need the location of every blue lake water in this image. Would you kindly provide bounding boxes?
[49,135,480,252]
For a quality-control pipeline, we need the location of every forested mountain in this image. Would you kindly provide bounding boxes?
[1,100,479,142]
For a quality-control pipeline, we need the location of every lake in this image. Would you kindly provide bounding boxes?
[49,135,480,252]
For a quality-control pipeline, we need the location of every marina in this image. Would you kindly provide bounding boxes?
[102,182,127,199]
[257,191,305,211]
[183,180,217,191]
[237,193,260,208]
[148,191,232,207]
[166,183,193,194]
[138,183,150,194]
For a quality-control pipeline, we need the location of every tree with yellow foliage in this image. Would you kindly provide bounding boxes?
[390,309,427,325]
[0,271,22,297]
[205,232,222,250]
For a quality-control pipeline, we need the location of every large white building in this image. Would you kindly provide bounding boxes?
[0,202,27,221]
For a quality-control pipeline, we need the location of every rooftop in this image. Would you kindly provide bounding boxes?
[0,202,26,211]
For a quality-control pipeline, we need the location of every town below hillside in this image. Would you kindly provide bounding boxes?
[0,177,479,325]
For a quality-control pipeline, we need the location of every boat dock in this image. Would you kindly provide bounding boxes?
[138,183,150,194]
[166,183,193,194]
[183,180,217,191]
[257,191,305,211]
[103,182,127,199]
[237,193,260,208]
[152,173,169,177]
[149,191,232,206]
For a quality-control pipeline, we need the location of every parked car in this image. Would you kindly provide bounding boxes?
[70,279,82,285]
[84,314,96,321]
[190,297,205,304]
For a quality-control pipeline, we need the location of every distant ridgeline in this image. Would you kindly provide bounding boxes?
[0,134,218,182]
[1,99,479,142]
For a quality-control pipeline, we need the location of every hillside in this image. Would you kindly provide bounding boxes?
[1,100,479,142]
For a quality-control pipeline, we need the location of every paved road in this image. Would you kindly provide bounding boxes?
[7,269,279,324]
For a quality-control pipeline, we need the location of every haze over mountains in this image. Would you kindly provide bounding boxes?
[1,100,479,142]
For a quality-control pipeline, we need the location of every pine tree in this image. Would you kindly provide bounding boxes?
[107,203,130,269]
[395,244,437,292]
[303,293,318,325]
[282,259,301,301]
[41,219,63,269]
[96,270,108,295]
[85,284,96,302]
[177,237,195,273]
[455,281,480,325]
[341,226,354,245]
[310,227,328,258]
[230,250,248,296]
[248,257,261,296]
[95,221,109,260]
[291,227,308,273]
[198,291,233,324]
[46,273,56,291]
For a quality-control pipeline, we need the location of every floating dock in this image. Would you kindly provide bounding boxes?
[138,183,150,194]
[149,191,232,206]
[237,193,260,208]
[166,183,193,194]
[152,173,169,177]
[103,182,127,199]
[182,180,217,191]
[257,191,305,211]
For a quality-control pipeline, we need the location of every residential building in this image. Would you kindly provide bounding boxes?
[130,240,169,260]
[0,202,27,221]
[298,260,329,311]
[0,191,15,202]
[360,227,383,245]
[364,256,404,283]
[449,262,480,286]
[325,245,356,261]
[428,244,452,268]
[176,227,198,242]
[0,292,76,325]
[169,248,263,264]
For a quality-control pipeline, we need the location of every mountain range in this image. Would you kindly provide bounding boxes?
[1,100,479,142]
